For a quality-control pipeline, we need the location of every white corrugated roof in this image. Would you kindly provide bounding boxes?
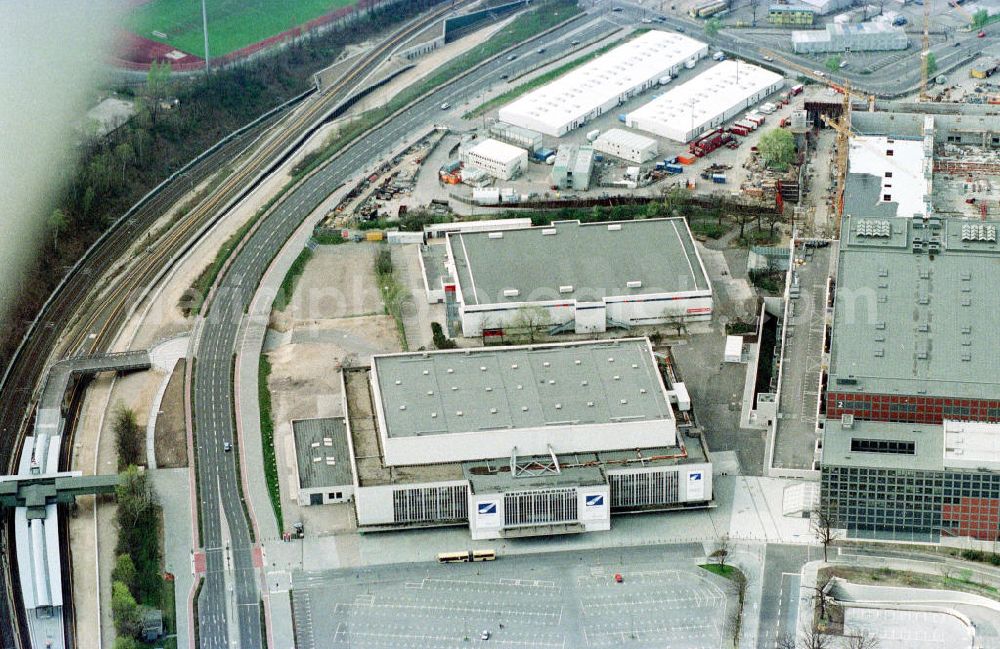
[467,138,526,163]
[498,31,707,135]
[627,61,784,140]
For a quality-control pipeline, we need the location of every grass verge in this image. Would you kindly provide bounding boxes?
[374,246,410,350]
[258,354,284,531]
[273,248,314,312]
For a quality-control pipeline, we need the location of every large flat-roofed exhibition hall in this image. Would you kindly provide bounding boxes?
[445,218,713,336]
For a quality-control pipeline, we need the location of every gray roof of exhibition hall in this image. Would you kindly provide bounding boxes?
[373,338,672,439]
[828,212,1000,400]
[448,218,710,306]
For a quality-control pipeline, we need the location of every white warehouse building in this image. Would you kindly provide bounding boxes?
[627,61,785,143]
[442,218,713,337]
[462,138,528,180]
[498,31,709,137]
[592,128,659,163]
[342,338,714,540]
[792,22,909,53]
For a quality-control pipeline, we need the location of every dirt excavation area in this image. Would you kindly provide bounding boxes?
[266,243,401,535]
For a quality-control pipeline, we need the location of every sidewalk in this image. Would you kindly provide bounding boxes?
[150,468,194,649]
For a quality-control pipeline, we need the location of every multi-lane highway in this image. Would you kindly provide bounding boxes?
[0,2,468,647]
[190,13,618,648]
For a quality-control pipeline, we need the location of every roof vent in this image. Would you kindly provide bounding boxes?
[608,224,623,231]
[427,390,434,396]
[480,366,487,371]
[626,280,643,289]
[620,399,628,405]
[456,410,463,416]
[521,406,528,411]
[555,403,562,410]
[511,363,518,369]
[447,368,454,374]
[394,379,402,385]
[422,370,429,375]
[542,228,557,236]
[490,408,497,414]
[587,401,595,407]
[543,361,551,367]
[399,405,407,410]
[559,285,574,294]
[581,380,589,386]
[574,359,581,365]
[503,288,520,298]
[488,232,504,239]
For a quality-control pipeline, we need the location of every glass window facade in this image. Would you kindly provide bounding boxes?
[849,438,916,454]
[609,470,680,509]
[827,392,1000,425]
[392,485,468,523]
[503,489,578,527]
[823,465,1000,542]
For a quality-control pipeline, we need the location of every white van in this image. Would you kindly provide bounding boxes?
[713,51,726,61]
[440,102,450,110]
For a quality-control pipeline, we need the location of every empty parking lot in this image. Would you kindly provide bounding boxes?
[291,544,734,649]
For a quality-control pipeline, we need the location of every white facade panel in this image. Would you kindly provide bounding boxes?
[381,418,676,466]
[459,292,712,337]
[462,138,528,180]
[498,31,708,136]
[627,61,785,143]
[592,129,659,163]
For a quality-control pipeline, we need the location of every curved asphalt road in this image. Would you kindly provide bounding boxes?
[191,14,617,649]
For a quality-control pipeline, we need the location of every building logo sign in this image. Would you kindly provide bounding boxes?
[476,500,500,528]
[580,491,608,521]
[687,471,705,500]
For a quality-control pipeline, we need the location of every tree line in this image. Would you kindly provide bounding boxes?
[0,0,443,372]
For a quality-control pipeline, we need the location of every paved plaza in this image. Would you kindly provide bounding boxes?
[290,544,735,649]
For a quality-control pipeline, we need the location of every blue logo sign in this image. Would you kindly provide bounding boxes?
[689,472,702,481]
[478,502,497,515]
[585,495,604,507]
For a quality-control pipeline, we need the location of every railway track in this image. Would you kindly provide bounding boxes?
[0,2,463,646]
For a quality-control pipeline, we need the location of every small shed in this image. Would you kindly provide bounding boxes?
[141,608,163,642]
[724,336,744,363]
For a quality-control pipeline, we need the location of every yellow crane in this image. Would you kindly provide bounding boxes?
[819,86,852,236]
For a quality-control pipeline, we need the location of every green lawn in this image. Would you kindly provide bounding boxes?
[127,0,358,58]
[699,563,739,579]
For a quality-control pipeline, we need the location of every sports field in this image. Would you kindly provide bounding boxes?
[126,0,358,58]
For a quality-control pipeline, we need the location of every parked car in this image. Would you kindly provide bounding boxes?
[762,54,773,62]
[480,630,491,640]
[614,573,624,583]
[224,442,232,452]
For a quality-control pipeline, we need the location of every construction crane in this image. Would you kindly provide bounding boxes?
[819,85,852,236]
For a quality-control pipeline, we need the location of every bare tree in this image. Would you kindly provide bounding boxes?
[710,534,731,568]
[776,632,798,649]
[511,306,551,343]
[812,502,842,562]
[812,573,834,622]
[801,623,832,649]
[842,630,880,649]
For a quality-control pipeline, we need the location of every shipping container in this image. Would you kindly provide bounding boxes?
[664,163,684,174]
[366,231,385,241]
[676,154,696,165]
[729,125,750,137]
[790,84,805,96]
[711,173,726,183]
[586,129,601,142]
[658,75,673,85]
[531,147,555,162]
